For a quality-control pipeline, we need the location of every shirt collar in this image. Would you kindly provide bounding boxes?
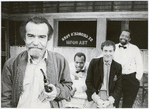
[103,59,112,65]
[28,50,48,64]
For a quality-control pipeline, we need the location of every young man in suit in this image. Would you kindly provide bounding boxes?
[85,40,122,108]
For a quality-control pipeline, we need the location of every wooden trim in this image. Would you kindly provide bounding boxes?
[5,11,147,21]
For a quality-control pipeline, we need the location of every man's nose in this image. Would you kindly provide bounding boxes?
[32,37,39,45]
[77,63,81,66]
[106,52,110,55]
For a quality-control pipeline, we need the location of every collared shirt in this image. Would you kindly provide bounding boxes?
[69,62,89,93]
[63,62,89,107]
[17,50,51,108]
[114,43,143,80]
[69,62,89,80]
[100,59,112,93]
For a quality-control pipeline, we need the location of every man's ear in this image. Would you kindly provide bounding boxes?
[129,38,131,42]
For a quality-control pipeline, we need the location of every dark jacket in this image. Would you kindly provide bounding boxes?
[1,50,72,108]
[86,57,122,102]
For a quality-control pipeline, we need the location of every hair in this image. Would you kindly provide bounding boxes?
[74,52,86,62]
[101,40,116,51]
[19,15,53,41]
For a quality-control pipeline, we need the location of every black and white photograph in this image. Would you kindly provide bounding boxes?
[1,1,148,108]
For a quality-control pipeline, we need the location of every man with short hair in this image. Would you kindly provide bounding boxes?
[1,16,72,108]
[64,52,89,108]
[85,40,122,108]
[114,30,143,108]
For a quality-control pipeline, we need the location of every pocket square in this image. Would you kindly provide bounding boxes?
[113,75,117,81]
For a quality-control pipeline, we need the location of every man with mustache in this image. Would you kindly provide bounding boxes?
[1,16,72,108]
[114,30,143,108]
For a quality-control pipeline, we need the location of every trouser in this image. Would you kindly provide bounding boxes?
[117,72,140,108]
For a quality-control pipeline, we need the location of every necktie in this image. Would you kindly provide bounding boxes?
[105,61,110,97]
[119,45,127,49]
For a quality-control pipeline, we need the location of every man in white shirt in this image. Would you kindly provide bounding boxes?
[114,30,143,108]
[64,52,89,108]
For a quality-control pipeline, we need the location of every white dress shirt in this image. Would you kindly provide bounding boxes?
[63,62,89,107]
[69,62,89,95]
[17,51,51,108]
[100,60,111,94]
[114,43,143,80]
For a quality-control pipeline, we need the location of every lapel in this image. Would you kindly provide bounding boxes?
[15,51,28,89]
[16,51,28,79]
[97,58,104,90]
[13,51,28,107]
[109,60,116,90]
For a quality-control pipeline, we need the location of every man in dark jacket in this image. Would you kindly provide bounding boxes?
[1,16,72,108]
[85,40,122,108]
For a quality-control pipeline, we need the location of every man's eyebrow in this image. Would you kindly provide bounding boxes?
[27,33,33,36]
[39,35,46,36]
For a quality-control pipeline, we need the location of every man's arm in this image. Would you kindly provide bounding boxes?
[54,56,73,101]
[85,59,97,101]
[135,48,143,81]
[1,60,13,108]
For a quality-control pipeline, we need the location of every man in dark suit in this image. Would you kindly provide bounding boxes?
[85,40,122,108]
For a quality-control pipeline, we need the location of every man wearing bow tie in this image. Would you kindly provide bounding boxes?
[85,40,122,108]
[63,52,89,107]
[114,30,143,108]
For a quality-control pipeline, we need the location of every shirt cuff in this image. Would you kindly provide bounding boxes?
[91,92,100,102]
[108,96,115,104]
[136,73,142,81]
[91,92,96,99]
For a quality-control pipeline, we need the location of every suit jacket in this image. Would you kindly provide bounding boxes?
[86,57,122,102]
[1,50,72,108]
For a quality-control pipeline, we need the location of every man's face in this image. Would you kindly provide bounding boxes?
[119,31,131,45]
[25,22,49,59]
[102,45,114,62]
[74,56,85,72]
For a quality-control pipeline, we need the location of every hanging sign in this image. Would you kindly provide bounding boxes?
[58,21,97,47]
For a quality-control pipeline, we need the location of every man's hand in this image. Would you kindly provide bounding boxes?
[39,84,57,101]
[102,100,110,108]
[92,92,104,107]
[96,98,104,108]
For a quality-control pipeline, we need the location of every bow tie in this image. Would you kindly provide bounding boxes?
[119,45,127,49]
[76,70,85,73]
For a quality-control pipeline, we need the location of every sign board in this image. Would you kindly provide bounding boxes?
[58,21,97,47]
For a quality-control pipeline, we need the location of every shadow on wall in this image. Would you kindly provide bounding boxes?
[10,46,26,58]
